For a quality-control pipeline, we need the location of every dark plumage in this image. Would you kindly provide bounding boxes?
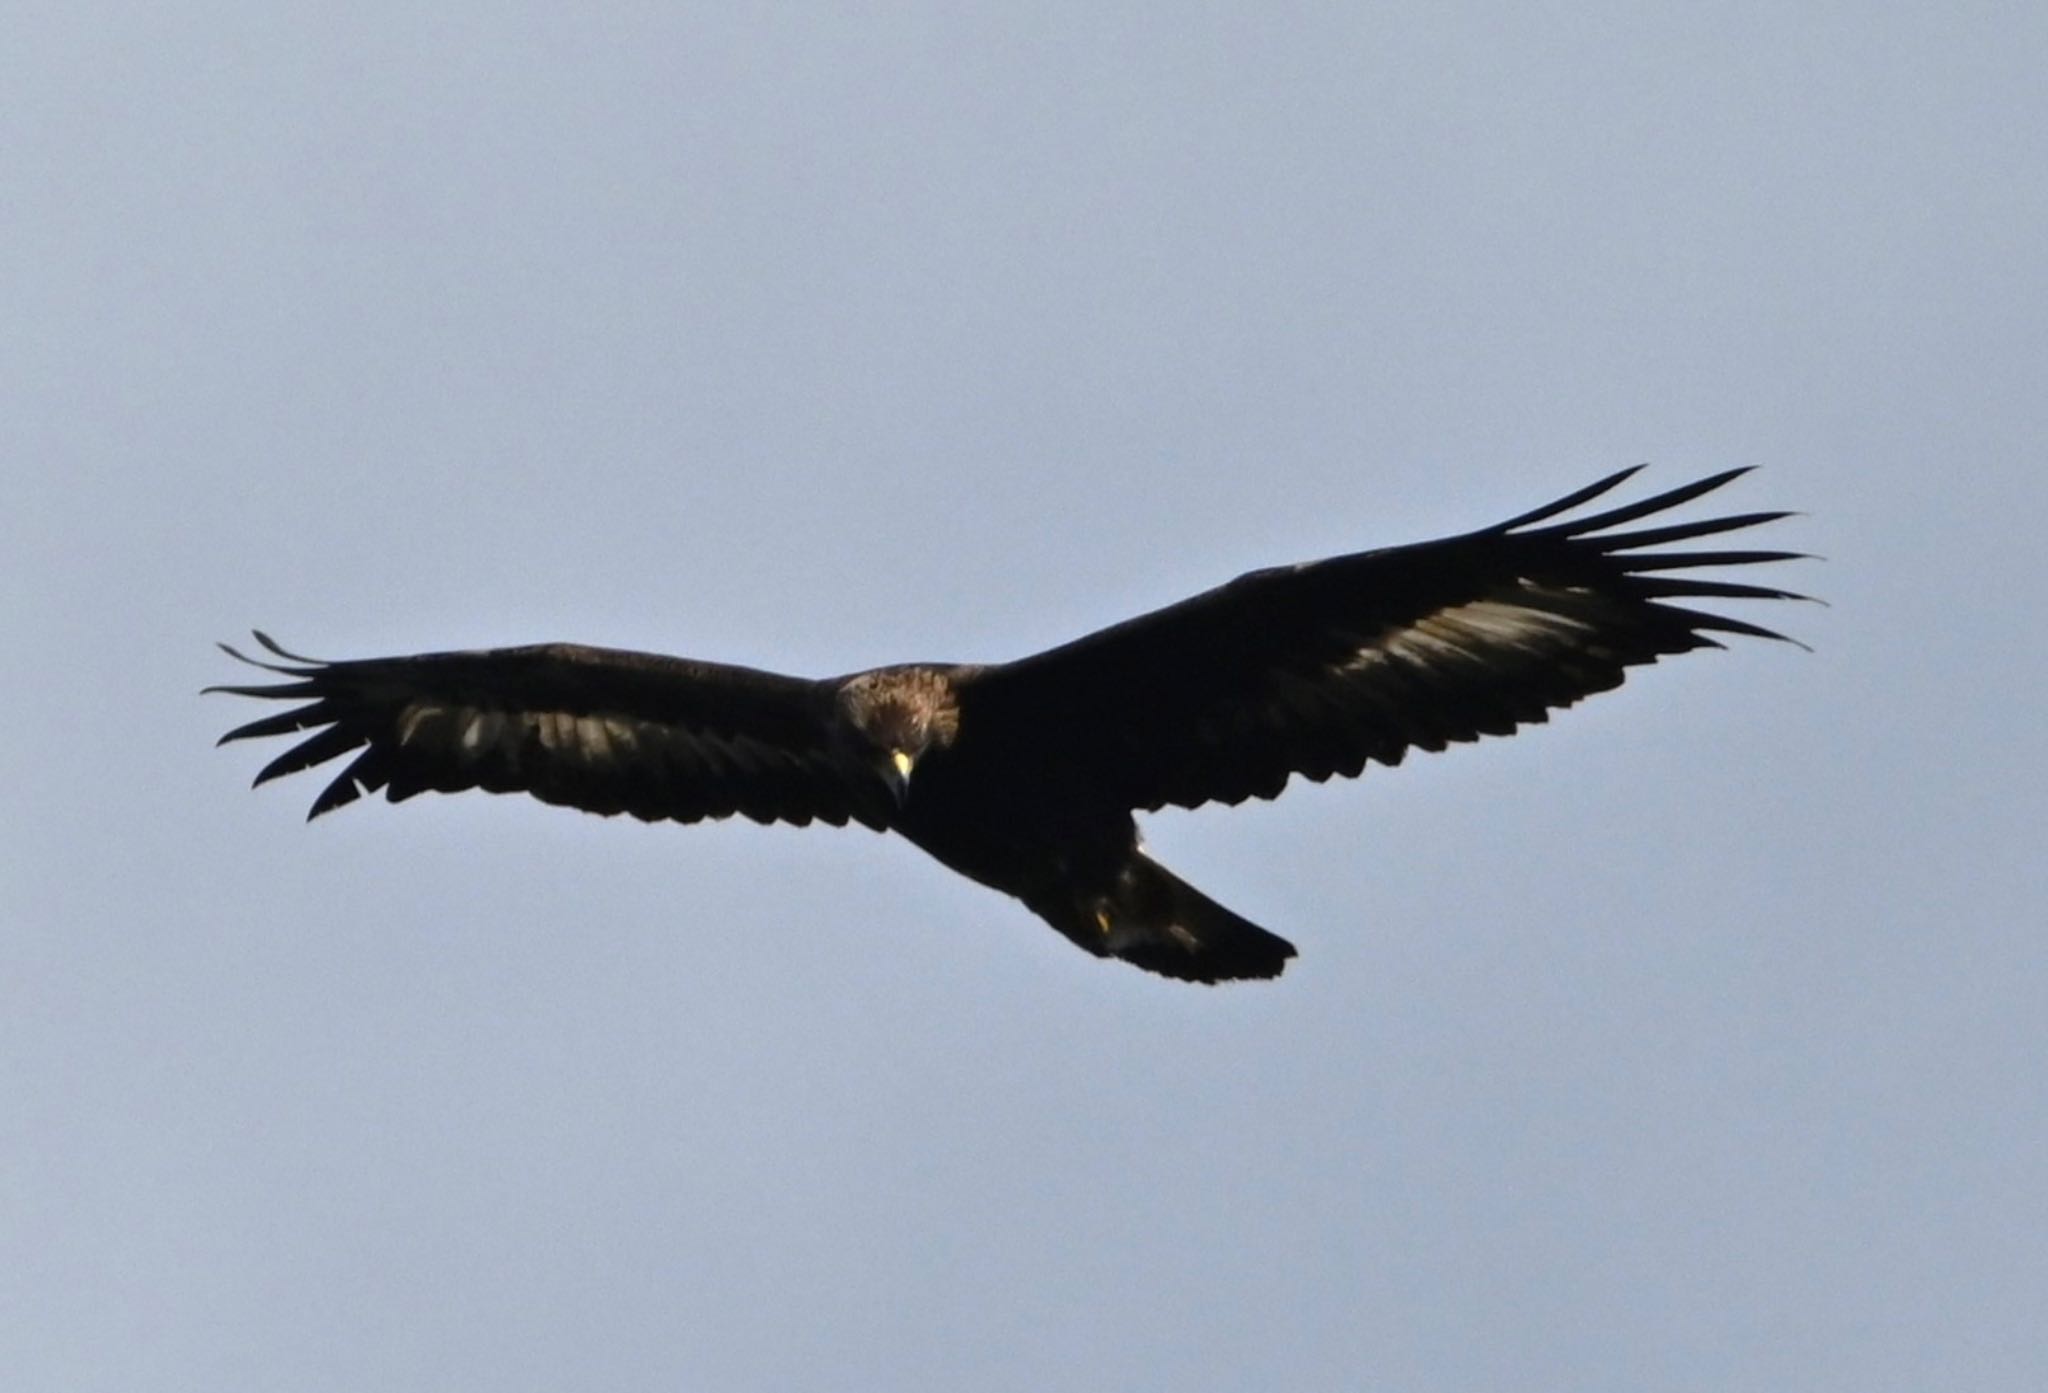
[210,467,1808,983]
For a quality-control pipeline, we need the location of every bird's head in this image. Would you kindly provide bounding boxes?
[837,667,961,807]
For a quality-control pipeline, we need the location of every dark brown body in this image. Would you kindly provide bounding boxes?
[890,704,1289,979]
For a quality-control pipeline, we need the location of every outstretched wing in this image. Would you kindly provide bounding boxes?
[209,634,891,829]
[959,468,1809,813]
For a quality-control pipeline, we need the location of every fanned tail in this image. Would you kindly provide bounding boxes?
[1037,853,1297,984]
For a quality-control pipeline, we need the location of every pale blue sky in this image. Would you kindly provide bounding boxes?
[5,5,2045,1389]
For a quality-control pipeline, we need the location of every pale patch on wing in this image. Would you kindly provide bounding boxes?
[541,709,579,753]
[576,714,616,764]
[459,709,504,755]
[1338,580,1611,674]
[396,701,451,746]
[598,715,639,763]
[402,700,630,771]
[360,691,868,828]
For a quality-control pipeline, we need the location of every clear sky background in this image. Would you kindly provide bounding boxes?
[5,5,2044,1390]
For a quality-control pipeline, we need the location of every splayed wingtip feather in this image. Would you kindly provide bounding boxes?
[1490,464,1647,531]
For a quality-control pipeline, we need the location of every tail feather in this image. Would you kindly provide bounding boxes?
[1039,854,1297,984]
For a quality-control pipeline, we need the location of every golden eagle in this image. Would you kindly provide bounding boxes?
[211,467,1805,983]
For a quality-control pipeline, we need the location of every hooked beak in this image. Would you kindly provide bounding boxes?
[884,749,916,806]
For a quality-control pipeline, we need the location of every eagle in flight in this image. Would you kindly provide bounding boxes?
[212,467,1805,984]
